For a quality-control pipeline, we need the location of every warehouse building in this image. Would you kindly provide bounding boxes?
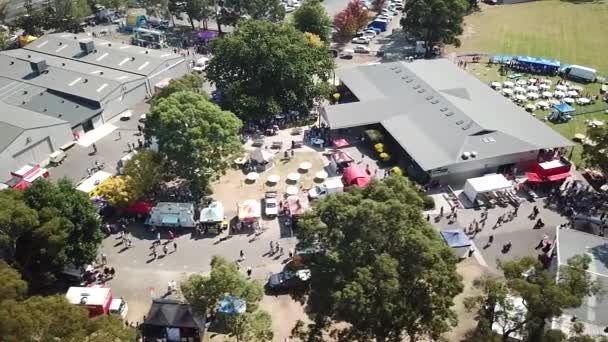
[0,33,187,182]
[321,59,573,184]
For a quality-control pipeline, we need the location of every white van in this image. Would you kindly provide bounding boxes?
[308,177,344,200]
[561,65,597,83]
[192,57,209,73]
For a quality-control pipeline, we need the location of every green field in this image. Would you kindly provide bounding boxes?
[448,0,608,75]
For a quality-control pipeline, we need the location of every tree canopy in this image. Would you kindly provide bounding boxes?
[0,260,28,301]
[581,126,608,173]
[400,0,468,54]
[465,255,601,341]
[123,149,165,195]
[181,255,272,341]
[243,0,285,21]
[154,73,207,102]
[146,91,242,197]
[291,0,332,41]
[333,0,368,40]
[0,179,102,290]
[91,176,140,208]
[295,176,463,341]
[206,20,334,121]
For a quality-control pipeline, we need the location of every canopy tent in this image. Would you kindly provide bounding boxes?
[553,103,575,113]
[527,158,572,184]
[342,166,371,188]
[515,56,561,71]
[237,200,261,221]
[285,195,310,216]
[126,200,154,215]
[217,296,246,315]
[333,138,350,148]
[249,148,274,163]
[76,171,112,194]
[463,174,512,202]
[491,55,513,64]
[332,150,354,164]
[200,201,224,223]
[197,30,219,42]
[440,230,471,248]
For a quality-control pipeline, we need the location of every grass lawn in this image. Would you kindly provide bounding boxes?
[447,0,608,75]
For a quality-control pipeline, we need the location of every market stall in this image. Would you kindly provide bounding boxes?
[146,202,197,228]
[526,158,572,185]
[463,174,513,203]
[249,148,274,171]
[76,171,112,195]
[342,166,371,188]
[5,164,50,190]
[200,201,225,234]
[237,199,261,232]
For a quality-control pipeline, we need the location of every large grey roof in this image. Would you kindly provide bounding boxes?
[323,59,573,171]
[557,228,608,332]
[24,33,185,76]
[0,53,122,102]
[0,101,68,151]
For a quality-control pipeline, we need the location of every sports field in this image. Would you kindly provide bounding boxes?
[448,0,608,74]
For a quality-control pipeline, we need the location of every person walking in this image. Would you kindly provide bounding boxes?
[109,267,116,278]
[488,235,494,244]
[163,244,168,256]
[239,250,245,261]
[173,241,177,252]
[156,232,161,246]
[275,242,280,254]
[168,230,175,241]
[269,241,274,254]
[92,143,98,154]
[151,246,157,259]
[439,206,444,217]
[100,253,107,266]
[513,206,519,217]
[247,266,252,278]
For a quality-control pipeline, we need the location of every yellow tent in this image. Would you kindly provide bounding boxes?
[18,35,37,47]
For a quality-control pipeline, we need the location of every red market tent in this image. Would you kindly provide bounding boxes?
[127,201,154,215]
[343,166,371,188]
[526,158,572,184]
[333,139,350,148]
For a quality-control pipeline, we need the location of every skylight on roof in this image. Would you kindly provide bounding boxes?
[440,107,448,112]
[456,120,464,125]
[413,85,420,89]
[431,99,439,104]
[444,112,454,117]
[417,89,425,93]
[426,95,434,100]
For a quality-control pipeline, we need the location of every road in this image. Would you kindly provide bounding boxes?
[4,0,47,21]
[321,0,350,16]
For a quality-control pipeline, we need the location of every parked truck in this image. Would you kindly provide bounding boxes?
[368,19,388,32]
[560,65,597,83]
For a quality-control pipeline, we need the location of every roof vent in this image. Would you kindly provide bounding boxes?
[23,90,27,94]
[456,120,464,125]
[426,95,434,100]
[30,60,48,74]
[108,43,112,47]
[461,152,470,160]
[145,50,149,54]
[27,54,31,58]
[61,100,65,103]
[58,42,62,46]
[80,41,95,55]
[470,151,477,158]
[39,92,43,96]
[74,36,78,39]
[417,89,425,93]
[75,105,80,108]
[440,107,448,112]
[83,79,88,83]
[10,61,14,65]
[99,71,104,75]
[62,62,66,66]
[43,108,47,112]
[444,111,454,117]
[430,99,439,104]
[21,101,26,104]
[131,57,135,61]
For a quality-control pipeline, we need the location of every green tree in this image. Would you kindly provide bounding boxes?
[181,256,270,341]
[92,176,141,208]
[96,0,129,11]
[48,0,92,32]
[372,0,386,11]
[12,0,47,35]
[0,261,28,301]
[0,189,40,264]
[123,150,165,195]
[0,295,135,341]
[291,0,332,42]
[207,20,334,121]
[153,73,206,102]
[243,0,285,21]
[400,0,468,55]
[296,176,463,341]
[465,255,601,342]
[582,126,608,173]
[146,91,242,198]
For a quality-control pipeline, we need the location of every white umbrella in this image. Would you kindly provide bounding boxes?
[502,88,514,96]
[554,90,565,98]
[539,84,550,90]
[570,85,584,92]
[563,97,575,104]
[527,92,539,99]
[285,185,299,195]
[541,91,553,98]
[525,104,537,111]
[527,85,539,92]
[577,98,591,105]
[299,162,312,171]
[516,80,527,86]
[537,101,549,108]
[549,99,561,106]
[491,82,502,89]
[514,86,526,93]
[287,172,301,181]
[515,94,527,102]
[503,81,514,88]
[246,172,259,181]
[556,85,567,91]
[541,79,552,85]
[315,170,328,180]
[528,78,537,84]
[267,174,280,183]
[567,90,579,97]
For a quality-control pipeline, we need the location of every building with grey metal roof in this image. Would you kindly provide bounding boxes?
[552,228,608,338]
[322,59,573,183]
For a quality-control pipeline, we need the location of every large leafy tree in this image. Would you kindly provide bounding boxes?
[465,255,601,341]
[92,176,140,208]
[0,295,135,341]
[581,126,608,173]
[207,20,334,121]
[0,261,28,301]
[295,176,463,341]
[11,0,47,35]
[333,0,368,40]
[400,0,468,55]
[1,179,103,289]
[181,256,272,341]
[291,0,332,42]
[123,150,165,196]
[48,0,92,32]
[146,91,242,198]
[154,74,206,102]
[242,0,285,21]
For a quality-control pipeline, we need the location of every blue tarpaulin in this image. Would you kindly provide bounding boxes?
[200,201,224,223]
[516,56,561,69]
[218,296,246,315]
[554,103,575,113]
[441,230,471,248]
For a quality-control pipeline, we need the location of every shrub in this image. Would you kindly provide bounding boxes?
[391,166,403,176]
[365,129,384,142]
[422,195,435,210]
[374,143,384,153]
[379,152,391,161]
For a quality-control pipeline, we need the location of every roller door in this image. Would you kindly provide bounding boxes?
[12,137,53,167]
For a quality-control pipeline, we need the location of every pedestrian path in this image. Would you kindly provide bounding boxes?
[77,123,118,147]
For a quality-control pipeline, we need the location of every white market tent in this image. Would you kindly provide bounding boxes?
[76,171,112,194]
[249,148,274,163]
[463,174,513,202]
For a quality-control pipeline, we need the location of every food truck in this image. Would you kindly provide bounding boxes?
[65,285,127,318]
[146,202,197,228]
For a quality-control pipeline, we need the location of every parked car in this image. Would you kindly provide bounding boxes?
[354,46,371,54]
[363,28,378,37]
[264,191,278,217]
[351,37,370,44]
[377,14,392,21]
[265,269,311,293]
[110,298,128,319]
[339,49,354,59]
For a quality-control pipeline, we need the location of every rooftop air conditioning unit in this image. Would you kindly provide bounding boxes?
[80,41,95,54]
[30,60,48,74]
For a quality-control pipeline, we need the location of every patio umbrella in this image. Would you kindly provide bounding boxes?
[503,81,514,88]
[491,82,502,89]
[502,88,514,96]
[567,90,579,97]
[246,172,259,181]
[287,173,301,181]
[514,86,526,93]
[299,162,312,171]
[556,85,567,91]
[570,85,584,92]
[267,174,280,183]
[539,84,550,90]
[527,85,539,92]
[515,94,527,102]
[538,101,549,108]
[286,185,299,195]
[542,91,553,98]
[563,97,575,104]
[528,78,537,84]
[527,92,539,99]
[554,90,565,98]
[516,80,527,86]
[315,170,328,180]
[525,104,537,111]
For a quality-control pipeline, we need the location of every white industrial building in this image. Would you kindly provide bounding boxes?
[321,59,573,184]
[0,33,188,182]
